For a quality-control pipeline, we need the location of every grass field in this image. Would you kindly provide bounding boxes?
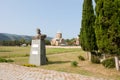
[0,46,120,80]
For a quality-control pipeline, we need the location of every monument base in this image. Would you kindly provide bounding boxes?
[29,39,46,66]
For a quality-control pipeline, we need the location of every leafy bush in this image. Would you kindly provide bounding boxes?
[23,64,36,67]
[0,58,7,62]
[71,61,78,67]
[24,54,29,57]
[45,40,51,45]
[91,56,100,64]
[78,55,85,61]
[0,58,14,62]
[102,58,115,68]
[6,59,14,62]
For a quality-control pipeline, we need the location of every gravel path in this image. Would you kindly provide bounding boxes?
[0,63,109,80]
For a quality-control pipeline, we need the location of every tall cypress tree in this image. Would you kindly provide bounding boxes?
[80,0,98,52]
[95,0,120,55]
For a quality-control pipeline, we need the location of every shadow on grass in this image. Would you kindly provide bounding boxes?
[47,61,71,65]
[0,50,12,52]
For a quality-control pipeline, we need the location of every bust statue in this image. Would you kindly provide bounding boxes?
[37,28,41,35]
[33,28,46,40]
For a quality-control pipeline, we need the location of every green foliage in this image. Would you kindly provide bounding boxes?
[71,61,78,67]
[7,59,14,62]
[45,40,51,45]
[23,64,36,67]
[0,40,31,46]
[91,55,100,64]
[19,38,26,44]
[91,52,101,64]
[78,55,85,61]
[0,58,14,62]
[24,54,29,57]
[102,58,115,68]
[65,38,76,46]
[91,52,102,57]
[95,0,120,55]
[80,0,98,52]
[0,58,7,62]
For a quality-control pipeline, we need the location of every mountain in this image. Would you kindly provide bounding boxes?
[0,33,52,41]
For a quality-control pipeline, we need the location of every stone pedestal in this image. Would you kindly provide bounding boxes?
[29,39,46,66]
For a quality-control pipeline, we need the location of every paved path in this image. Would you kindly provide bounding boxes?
[0,63,108,80]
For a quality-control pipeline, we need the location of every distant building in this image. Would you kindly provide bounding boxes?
[51,32,66,46]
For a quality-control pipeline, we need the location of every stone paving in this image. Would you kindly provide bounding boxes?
[0,63,109,80]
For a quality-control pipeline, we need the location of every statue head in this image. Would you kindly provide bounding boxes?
[33,28,46,40]
[37,28,41,34]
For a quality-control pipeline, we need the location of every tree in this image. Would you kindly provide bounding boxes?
[19,38,26,44]
[95,0,120,55]
[80,0,98,54]
[45,40,51,45]
[65,38,76,46]
[95,0,120,70]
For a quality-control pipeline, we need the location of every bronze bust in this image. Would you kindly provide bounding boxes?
[33,28,46,40]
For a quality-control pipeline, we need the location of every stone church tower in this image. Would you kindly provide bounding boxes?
[51,32,66,46]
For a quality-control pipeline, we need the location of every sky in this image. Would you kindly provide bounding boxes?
[0,0,84,39]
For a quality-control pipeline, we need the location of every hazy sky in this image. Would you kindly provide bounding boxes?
[0,0,84,39]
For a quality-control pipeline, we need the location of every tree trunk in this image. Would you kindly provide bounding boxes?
[88,52,92,61]
[86,52,92,61]
[100,54,106,62]
[86,52,89,60]
[115,56,120,71]
[103,54,106,60]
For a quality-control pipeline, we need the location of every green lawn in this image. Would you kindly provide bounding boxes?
[46,48,83,55]
[0,46,120,80]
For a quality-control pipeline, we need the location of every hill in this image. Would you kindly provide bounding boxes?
[0,33,52,41]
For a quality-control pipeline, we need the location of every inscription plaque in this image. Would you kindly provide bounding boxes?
[32,51,38,55]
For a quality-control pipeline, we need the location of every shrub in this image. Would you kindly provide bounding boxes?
[91,56,100,64]
[24,54,29,57]
[102,58,115,68]
[78,55,85,61]
[6,59,14,62]
[23,64,36,67]
[0,58,14,62]
[71,61,78,67]
[45,40,51,45]
[0,58,7,62]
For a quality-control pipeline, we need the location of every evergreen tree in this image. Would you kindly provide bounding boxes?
[80,0,98,52]
[95,0,120,55]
